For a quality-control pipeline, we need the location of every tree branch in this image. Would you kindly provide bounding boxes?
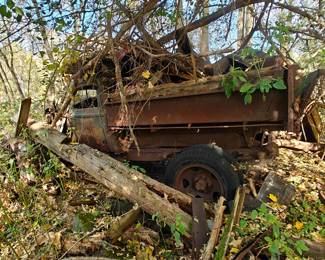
[158,0,266,44]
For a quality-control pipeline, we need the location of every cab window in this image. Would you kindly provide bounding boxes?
[73,89,98,109]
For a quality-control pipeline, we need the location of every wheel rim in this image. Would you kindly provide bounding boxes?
[174,163,226,201]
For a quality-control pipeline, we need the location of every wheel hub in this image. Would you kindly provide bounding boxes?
[174,164,226,201]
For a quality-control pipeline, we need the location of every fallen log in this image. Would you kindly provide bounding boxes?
[106,206,141,242]
[272,139,325,152]
[29,122,193,236]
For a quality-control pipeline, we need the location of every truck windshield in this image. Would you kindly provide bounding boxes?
[73,89,98,109]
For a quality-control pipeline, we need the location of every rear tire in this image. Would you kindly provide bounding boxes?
[165,144,241,201]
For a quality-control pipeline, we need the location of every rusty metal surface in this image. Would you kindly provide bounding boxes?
[72,77,290,162]
[192,197,209,259]
[126,148,180,161]
[287,65,298,132]
[72,107,109,153]
[105,90,288,127]
[174,163,226,201]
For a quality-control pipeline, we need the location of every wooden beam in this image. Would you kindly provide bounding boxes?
[29,123,193,237]
[15,97,31,137]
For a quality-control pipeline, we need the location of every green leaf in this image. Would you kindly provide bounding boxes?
[231,77,239,87]
[75,35,84,44]
[174,231,181,246]
[6,0,15,9]
[36,18,46,26]
[4,9,11,18]
[244,93,252,105]
[240,83,253,93]
[239,219,247,228]
[46,63,58,71]
[0,5,7,17]
[0,5,11,18]
[13,6,23,16]
[170,223,176,233]
[273,79,287,90]
[273,224,280,238]
[105,11,112,20]
[224,86,232,98]
[238,75,247,82]
[251,209,258,219]
[269,240,280,255]
[259,203,268,214]
[73,212,95,233]
[295,240,309,255]
[15,14,22,22]
[264,236,272,243]
[258,78,272,93]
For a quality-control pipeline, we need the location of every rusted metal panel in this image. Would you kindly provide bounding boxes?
[132,128,245,149]
[121,124,285,161]
[192,197,208,259]
[72,107,109,152]
[287,65,299,132]
[72,73,292,162]
[105,90,288,127]
[126,148,180,161]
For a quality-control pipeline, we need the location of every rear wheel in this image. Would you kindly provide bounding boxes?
[165,144,241,201]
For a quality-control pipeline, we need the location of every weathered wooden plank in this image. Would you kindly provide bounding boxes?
[29,123,193,236]
[15,97,31,137]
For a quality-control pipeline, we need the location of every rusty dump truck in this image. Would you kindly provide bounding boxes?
[70,55,324,201]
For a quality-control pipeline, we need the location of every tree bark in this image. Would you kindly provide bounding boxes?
[272,139,325,152]
[0,70,12,102]
[200,0,209,56]
[237,6,254,48]
[158,0,265,45]
[0,49,24,98]
[30,123,193,237]
[0,61,14,98]
[106,206,141,242]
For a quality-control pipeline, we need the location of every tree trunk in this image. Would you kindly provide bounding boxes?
[237,7,254,48]
[0,71,12,103]
[158,0,265,45]
[200,0,210,56]
[0,61,14,98]
[0,50,24,98]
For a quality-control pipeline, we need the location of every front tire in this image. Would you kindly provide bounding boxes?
[165,144,241,201]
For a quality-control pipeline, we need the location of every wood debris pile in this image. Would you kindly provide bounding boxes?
[63,37,284,102]
[1,130,324,259]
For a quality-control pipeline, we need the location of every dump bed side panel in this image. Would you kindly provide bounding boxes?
[104,91,288,127]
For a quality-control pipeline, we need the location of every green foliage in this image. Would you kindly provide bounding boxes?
[221,66,247,98]
[123,160,146,174]
[170,214,186,247]
[73,211,98,233]
[236,203,312,258]
[222,67,287,105]
[0,4,12,18]
[320,48,325,66]
[286,200,325,238]
[42,154,62,178]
